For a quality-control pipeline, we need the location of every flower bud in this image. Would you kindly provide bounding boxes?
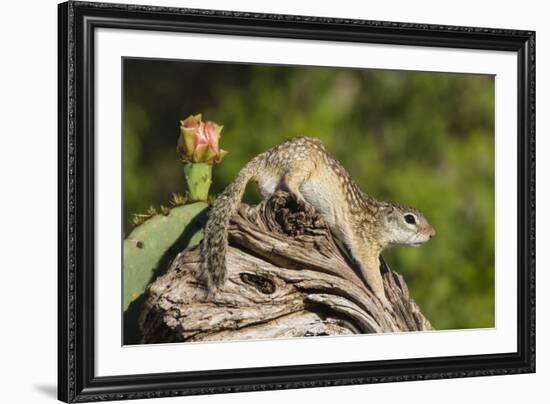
[177,114,228,164]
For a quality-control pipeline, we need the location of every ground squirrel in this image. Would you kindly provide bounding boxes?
[200,136,436,309]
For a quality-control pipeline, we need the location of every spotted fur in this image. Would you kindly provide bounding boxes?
[200,137,435,308]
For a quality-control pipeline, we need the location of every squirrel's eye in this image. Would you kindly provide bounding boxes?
[404,214,416,224]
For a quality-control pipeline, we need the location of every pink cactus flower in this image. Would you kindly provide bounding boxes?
[177,114,228,164]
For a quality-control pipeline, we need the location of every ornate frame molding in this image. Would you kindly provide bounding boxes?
[58,1,535,402]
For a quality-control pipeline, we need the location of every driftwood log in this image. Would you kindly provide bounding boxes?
[140,191,432,343]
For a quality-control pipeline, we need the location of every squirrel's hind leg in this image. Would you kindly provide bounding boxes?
[281,164,316,214]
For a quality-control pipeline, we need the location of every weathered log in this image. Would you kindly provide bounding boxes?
[140,191,432,343]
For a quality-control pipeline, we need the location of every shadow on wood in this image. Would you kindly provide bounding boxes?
[140,191,432,343]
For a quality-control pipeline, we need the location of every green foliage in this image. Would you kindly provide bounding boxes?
[184,162,212,202]
[123,202,208,311]
[123,59,495,330]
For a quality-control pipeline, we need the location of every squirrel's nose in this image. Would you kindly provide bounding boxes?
[429,227,436,238]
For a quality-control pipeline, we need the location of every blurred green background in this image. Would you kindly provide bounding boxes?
[123,58,495,330]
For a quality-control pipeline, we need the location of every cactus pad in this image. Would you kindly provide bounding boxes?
[123,202,208,311]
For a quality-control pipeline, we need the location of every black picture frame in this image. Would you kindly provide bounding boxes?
[58,1,536,402]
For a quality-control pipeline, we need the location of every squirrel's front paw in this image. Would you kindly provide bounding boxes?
[376,293,394,314]
[383,299,394,314]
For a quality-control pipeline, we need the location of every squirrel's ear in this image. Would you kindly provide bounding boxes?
[380,205,395,220]
[381,205,394,214]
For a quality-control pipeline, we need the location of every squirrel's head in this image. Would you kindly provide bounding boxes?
[379,204,436,247]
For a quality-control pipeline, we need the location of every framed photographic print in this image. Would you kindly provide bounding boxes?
[58,1,535,402]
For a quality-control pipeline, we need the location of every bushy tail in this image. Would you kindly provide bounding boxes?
[199,156,263,292]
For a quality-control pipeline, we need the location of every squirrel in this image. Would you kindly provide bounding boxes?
[199,136,436,310]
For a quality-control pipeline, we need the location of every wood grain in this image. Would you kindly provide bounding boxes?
[140,191,432,343]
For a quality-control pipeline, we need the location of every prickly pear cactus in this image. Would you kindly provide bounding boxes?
[123,202,208,311]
